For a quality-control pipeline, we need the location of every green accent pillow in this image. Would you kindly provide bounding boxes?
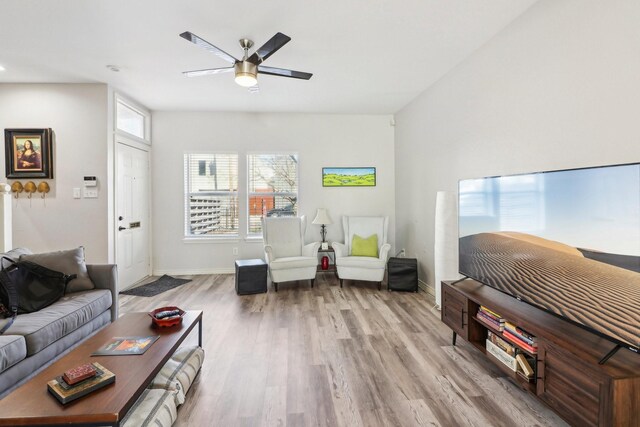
[351,234,378,257]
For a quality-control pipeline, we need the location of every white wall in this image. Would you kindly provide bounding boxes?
[0,84,110,262]
[152,112,395,274]
[394,0,640,291]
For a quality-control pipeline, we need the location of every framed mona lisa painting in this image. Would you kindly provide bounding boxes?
[4,128,54,179]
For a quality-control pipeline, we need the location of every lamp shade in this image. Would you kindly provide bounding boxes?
[312,208,333,225]
[434,191,461,308]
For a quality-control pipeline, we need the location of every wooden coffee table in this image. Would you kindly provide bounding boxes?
[0,310,202,426]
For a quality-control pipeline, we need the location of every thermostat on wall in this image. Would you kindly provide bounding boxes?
[84,176,97,187]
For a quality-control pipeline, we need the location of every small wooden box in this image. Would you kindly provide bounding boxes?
[235,259,268,295]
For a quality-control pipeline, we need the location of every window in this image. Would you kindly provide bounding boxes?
[116,99,146,140]
[184,153,238,237]
[247,153,298,235]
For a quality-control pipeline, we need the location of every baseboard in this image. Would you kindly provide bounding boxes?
[418,279,435,298]
[153,268,235,276]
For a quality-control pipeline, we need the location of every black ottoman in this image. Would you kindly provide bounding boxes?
[387,257,418,292]
[235,259,268,295]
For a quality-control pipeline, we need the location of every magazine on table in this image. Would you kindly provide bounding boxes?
[91,336,159,356]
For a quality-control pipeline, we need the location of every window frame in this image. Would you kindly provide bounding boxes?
[184,151,239,240]
[246,152,300,237]
[114,93,150,144]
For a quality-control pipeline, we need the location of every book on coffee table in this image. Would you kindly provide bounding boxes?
[92,336,159,356]
[47,362,115,404]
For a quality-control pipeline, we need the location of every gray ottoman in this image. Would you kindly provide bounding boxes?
[235,259,268,295]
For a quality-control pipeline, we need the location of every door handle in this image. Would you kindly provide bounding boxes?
[119,226,127,231]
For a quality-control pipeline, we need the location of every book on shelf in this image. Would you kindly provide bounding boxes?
[479,305,503,320]
[486,339,518,371]
[478,307,505,323]
[516,354,535,378]
[47,362,115,404]
[488,331,516,356]
[477,311,505,331]
[478,309,502,323]
[503,330,538,354]
[504,322,537,347]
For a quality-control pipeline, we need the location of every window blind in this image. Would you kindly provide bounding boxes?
[184,153,238,237]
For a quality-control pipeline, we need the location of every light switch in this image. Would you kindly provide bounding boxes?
[83,188,98,198]
[73,188,81,199]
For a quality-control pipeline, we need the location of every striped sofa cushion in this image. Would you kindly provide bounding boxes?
[121,389,179,427]
[148,346,204,405]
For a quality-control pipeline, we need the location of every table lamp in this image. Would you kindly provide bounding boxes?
[312,208,333,250]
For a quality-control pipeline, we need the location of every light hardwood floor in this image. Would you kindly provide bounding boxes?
[119,273,568,427]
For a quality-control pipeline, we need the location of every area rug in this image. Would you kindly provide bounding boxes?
[120,275,191,297]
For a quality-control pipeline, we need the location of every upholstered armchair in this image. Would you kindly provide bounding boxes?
[332,216,391,290]
[261,216,321,291]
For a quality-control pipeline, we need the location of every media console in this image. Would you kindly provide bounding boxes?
[441,279,640,427]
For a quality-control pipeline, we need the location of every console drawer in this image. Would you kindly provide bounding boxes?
[537,343,605,426]
[442,284,469,340]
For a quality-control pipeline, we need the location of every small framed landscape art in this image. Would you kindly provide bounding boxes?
[4,128,54,179]
[322,167,376,187]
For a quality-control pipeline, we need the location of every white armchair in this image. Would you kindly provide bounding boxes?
[332,216,391,290]
[262,216,321,292]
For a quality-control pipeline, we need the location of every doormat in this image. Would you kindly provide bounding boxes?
[120,275,191,297]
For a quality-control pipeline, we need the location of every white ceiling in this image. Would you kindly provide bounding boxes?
[0,0,537,113]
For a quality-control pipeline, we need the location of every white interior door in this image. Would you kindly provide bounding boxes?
[116,142,150,290]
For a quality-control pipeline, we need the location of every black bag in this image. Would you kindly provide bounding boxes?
[0,257,75,334]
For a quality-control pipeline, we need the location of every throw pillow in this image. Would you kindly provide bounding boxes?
[20,247,94,293]
[351,234,378,257]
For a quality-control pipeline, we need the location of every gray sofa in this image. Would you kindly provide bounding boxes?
[0,248,117,397]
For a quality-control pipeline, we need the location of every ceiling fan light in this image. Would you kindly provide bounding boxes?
[235,73,257,87]
[234,61,258,87]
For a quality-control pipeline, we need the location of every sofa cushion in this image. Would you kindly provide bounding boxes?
[336,255,386,269]
[21,247,94,293]
[269,256,317,270]
[0,335,26,374]
[4,289,111,356]
[0,248,32,268]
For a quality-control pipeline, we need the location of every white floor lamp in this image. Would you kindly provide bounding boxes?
[434,191,460,308]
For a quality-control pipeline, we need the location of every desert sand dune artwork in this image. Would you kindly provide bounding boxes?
[459,232,640,350]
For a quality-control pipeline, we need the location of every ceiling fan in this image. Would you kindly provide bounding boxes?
[179,31,312,90]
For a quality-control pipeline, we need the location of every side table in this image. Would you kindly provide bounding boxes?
[317,246,336,272]
[235,259,268,295]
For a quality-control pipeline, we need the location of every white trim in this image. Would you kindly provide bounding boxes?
[183,237,240,244]
[116,136,150,152]
[153,268,236,275]
[419,278,435,299]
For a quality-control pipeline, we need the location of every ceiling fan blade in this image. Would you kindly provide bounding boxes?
[180,31,238,64]
[247,32,291,64]
[258,66,312,80]
[183,67,235,77]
